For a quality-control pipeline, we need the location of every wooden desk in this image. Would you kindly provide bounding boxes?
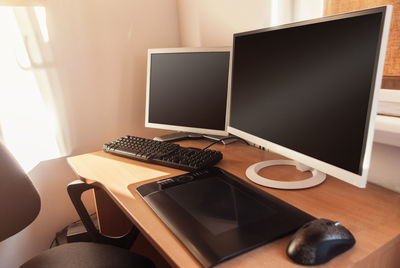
[67,140,400,267]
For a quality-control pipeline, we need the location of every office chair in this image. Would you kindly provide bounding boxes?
[0,142,155,268]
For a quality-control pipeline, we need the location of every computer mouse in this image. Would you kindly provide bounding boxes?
[286,218,355,265]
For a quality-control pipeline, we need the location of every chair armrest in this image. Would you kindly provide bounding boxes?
[67,180,139,249]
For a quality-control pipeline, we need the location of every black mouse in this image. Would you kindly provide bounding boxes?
[286,219,355,265]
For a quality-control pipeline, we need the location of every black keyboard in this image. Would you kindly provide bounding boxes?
[103,136,223,171]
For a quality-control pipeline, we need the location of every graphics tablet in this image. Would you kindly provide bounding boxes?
[137,167,314,267]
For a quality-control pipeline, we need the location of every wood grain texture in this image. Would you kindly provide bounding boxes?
[68,140,400,267]
[353,234,400,268]
[382,76,400,89]
[324,0,400,76]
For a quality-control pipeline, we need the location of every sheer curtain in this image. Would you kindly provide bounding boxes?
[0,5,67,171]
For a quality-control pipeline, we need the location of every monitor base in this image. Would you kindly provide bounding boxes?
[246,160,326,189]
[153,132,203,142]
[202,134,237,145]
[154,132,236,145]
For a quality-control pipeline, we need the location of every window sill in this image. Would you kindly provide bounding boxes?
[374,115,400,147]
[378,89,400,117]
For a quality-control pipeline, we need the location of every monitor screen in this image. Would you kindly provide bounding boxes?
[228,7,392,188]
[145,47,231,136]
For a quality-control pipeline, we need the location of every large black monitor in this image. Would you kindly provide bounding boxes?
[228,6,392,189]
[145,47,231,141]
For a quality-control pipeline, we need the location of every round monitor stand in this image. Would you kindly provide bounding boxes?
[246,160,326,189]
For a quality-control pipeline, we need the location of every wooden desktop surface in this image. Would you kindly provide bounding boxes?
[67,140,400,267]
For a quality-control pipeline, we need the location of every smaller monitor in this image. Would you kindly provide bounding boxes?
[145,47,231,141]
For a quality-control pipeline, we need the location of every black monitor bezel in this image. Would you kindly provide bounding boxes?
[145,47,232,136]
[227,6,391,187]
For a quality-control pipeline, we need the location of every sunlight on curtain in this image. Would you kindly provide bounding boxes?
[0,7,60,171]
[34,6,48,43]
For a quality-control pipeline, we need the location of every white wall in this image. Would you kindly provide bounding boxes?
[177,0,272,47]
[49,0,180,155]
[0,1,180,267]
[177,0,323,47]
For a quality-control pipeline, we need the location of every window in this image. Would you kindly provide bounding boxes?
[324,0,400,79]
[0,2,62,171]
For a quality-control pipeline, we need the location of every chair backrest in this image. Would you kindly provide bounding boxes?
[0,142,41,242]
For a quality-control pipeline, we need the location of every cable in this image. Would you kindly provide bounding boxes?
[49,212,97,248]
[202,136,250,150]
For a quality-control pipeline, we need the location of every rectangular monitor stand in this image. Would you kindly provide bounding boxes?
[154,132,236,144]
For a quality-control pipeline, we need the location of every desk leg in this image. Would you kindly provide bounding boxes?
[93,188,132,236]
[93,188,172,268]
